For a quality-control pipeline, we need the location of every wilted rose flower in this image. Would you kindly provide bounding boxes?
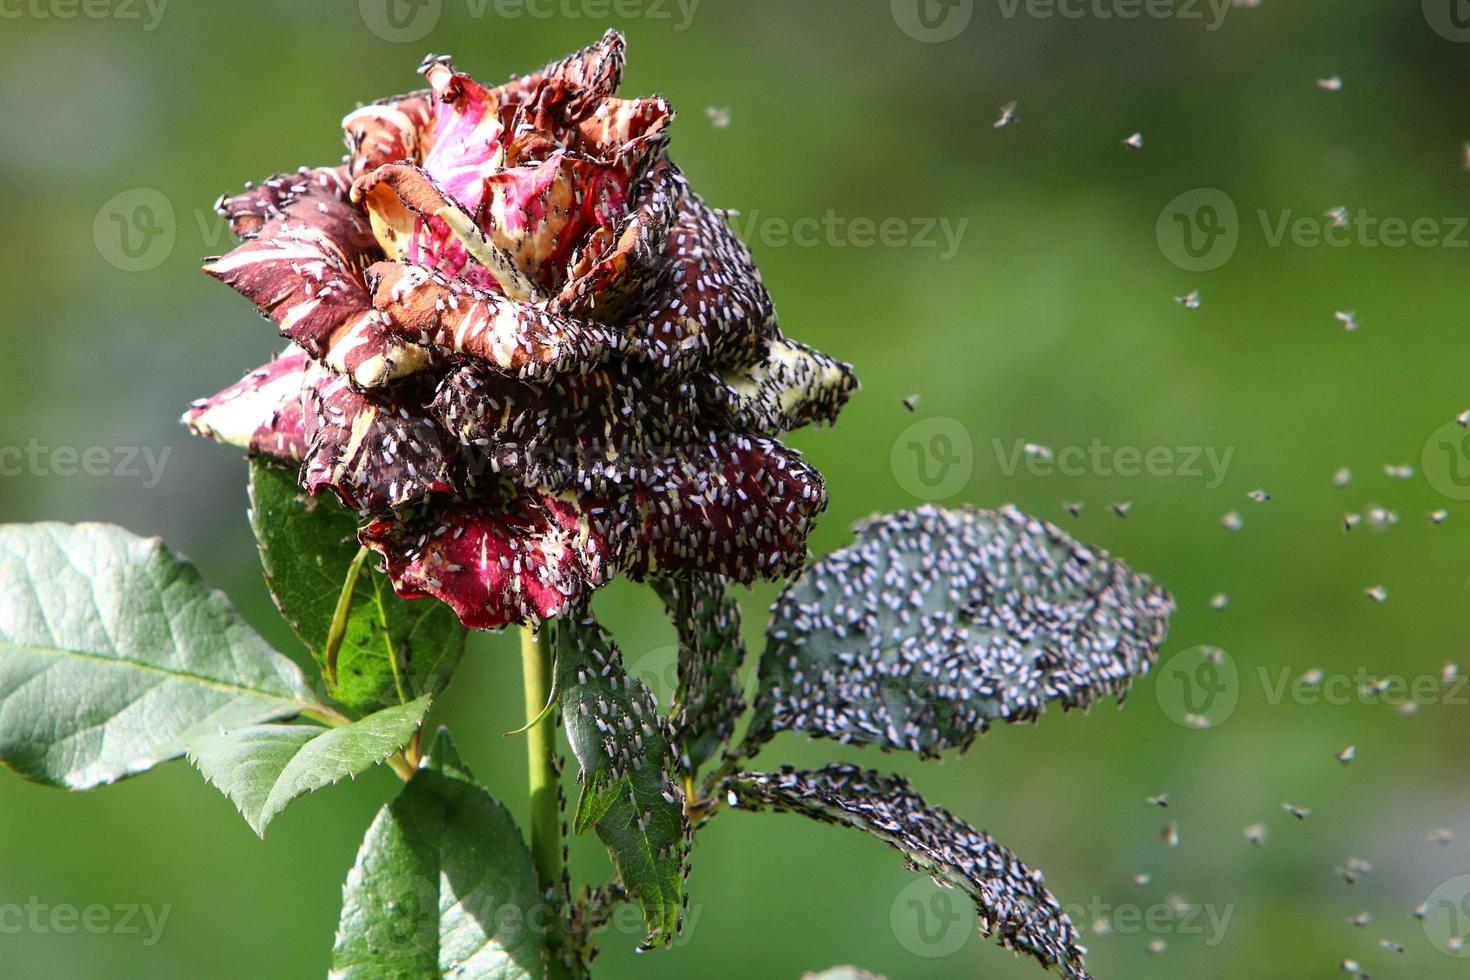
[185,31,856,630]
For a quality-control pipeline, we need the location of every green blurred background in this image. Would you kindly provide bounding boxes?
[2,0,1469,976]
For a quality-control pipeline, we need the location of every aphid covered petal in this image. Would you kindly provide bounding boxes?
[204,167,429,389]
[698,335,859,435]
[354,163,538,299]
[342,93,435,179]
[367,262,623,381]
[552,156,684,324]
[182,348,308,462]
[300,364,458,514]
[634,191,779,373]
[360,493,621,630]
[626,435,828,583]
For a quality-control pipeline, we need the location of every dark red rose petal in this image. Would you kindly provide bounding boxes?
[480,150,633,292]
[635,192,779,373]
[573,96,673,167]
[627,435,828,583]
[553,157,684,325]
[360,492,622,630]
[430,363,702,494]
[213,173,311,242]
[496,28,627,123]
[301,365,457,513]
[182,349,308,462]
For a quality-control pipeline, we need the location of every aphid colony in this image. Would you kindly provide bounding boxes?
[185,31,858,631]
[749,505,1174,757]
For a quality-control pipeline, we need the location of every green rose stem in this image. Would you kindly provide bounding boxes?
[520,625,570,978]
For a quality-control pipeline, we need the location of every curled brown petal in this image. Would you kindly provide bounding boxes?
[367,261,624,380]
[182,349,308,462]
[354,162,541,300]
[342,93,435,179]
[204,167,429,389]
[553,156,684,326]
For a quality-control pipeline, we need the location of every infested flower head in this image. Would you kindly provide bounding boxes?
[184,32,857,630]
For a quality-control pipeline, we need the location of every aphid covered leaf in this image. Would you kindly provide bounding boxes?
[651,572,746,774]
[552,612,687,950]
[748,505,1173,756]
[0,523,315,789]
[186,697,431,838]
[730,765,1091,980]
[332,729,545,979]
[248,460,466,715]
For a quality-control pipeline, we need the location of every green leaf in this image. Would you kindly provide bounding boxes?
[0,523,315,790]
[651,572,745,774]
[187,696,431,837]
[749,505,1174,756]
[571,766,621,836]
[730,765,1091,980]
[552,613,686,950]
[249,460,466,715]
[332,729,545,980]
